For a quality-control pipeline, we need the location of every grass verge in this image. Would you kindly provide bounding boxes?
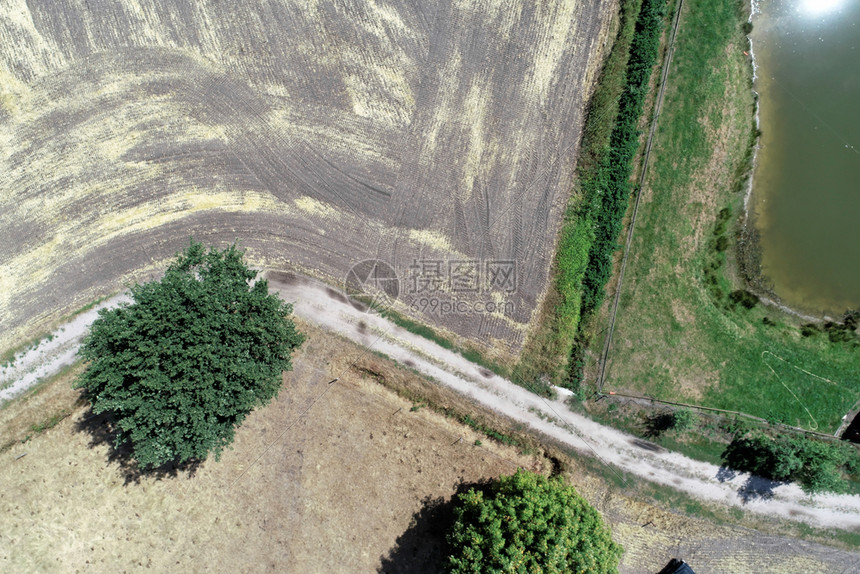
[0,293,114,369]
[591,0,860,434]
[515,0,672,393]
[351,361,533,455]
[0,333,55,368]
[374,305,511,379]
[0,360,85,450]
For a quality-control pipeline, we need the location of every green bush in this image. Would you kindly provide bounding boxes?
[722,431,857,493]
[713,207,733,236]
[729,289,758,309]
[76,240,304,469]
[672,409,697,432]
[800,323,819,337]
[446,469,622,573]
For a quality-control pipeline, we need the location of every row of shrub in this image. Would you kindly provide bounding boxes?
[652,408,860,495]
[703,207,732,302]
[513,0,647,395]
[515,0,668,392]
[578,0,666,319]
[801,311,860,343]
[557,0,667,387]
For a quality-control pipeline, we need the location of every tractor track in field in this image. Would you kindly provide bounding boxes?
[0,0,613,357]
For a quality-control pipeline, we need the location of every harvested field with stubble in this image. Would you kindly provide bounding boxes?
[2,322,858,573]
[0,0,614,358]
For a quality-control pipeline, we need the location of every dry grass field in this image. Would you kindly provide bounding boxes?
[0,0,615,358]
[2,322,858,573]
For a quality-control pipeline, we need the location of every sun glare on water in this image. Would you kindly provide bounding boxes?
[800,0,846,15]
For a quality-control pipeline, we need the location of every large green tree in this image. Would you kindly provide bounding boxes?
[446,469,622,574]
[76,240,304,469]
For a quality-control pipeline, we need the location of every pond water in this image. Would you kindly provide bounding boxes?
[750,0,860,316]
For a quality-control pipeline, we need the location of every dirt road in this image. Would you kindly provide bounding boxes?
[3,271,860,531]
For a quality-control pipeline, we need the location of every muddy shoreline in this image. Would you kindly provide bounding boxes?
[738,1,843,324]
[740,0,859,323]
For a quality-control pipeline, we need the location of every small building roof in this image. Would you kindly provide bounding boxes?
[657,558,696,574]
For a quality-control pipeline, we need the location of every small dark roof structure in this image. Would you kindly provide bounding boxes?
[842,410,860,443]
[657,558,696,574]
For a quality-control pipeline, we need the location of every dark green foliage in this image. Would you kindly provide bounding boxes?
[446,469,622,574]
[565,332,589,388]
[821,318,858,344]
[843,309,860,331]
[713,207,733,236]
[761,316,776,326]
[539,0,646,391]
[75,240,304,469]
[722,431,858,493]
[672,408,697,432]
[800,323,819,337]
[525,0,666,390]
[728,289,758,309]
[702,206,733,302]
[644,408,696,437]
[558,0,666,387]
[722,432,802,481]
[643,412,674,437]
[828,328,854,344]
[720,415,753,437]
[579,0,666,318]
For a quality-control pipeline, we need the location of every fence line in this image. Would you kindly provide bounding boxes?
[596,0,684,392]
[597,389,850,443]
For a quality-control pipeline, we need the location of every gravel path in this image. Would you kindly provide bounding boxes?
[0,295,129,402]
[3,271,859,531]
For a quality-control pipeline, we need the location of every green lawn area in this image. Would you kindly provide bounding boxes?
[593,0,860,433]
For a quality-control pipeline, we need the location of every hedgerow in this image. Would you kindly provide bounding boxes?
[559,0,667,387]
[579,0,666,318]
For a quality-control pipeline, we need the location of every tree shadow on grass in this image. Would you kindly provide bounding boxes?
[377,479,491,574]
[76,407,201,485]
[643,412,675,438]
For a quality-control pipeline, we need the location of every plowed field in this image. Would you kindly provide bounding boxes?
[0,0,612,356]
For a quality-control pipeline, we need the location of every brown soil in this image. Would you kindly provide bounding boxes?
[1,322,857,573]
